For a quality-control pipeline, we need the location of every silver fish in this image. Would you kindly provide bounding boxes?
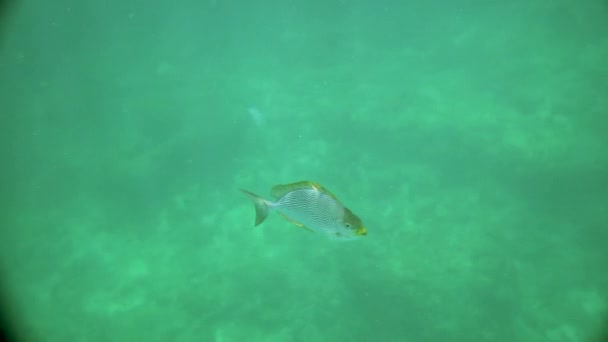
[240,181,367,239]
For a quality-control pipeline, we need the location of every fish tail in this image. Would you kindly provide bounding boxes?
[240,189,270,226]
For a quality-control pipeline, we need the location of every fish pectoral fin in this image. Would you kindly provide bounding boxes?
[278,213,314,233]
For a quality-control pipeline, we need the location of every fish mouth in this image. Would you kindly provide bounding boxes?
[355,227,367,236]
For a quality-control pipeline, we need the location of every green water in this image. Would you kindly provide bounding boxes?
[1,0,607,341]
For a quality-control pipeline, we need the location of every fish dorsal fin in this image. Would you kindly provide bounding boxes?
[271,180,338,200]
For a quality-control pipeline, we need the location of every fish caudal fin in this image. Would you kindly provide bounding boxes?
[240,189,270,226]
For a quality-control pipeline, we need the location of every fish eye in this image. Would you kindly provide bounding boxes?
[345,222,352,228]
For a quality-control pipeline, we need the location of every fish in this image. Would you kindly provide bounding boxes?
[247,106,265,127]
[240,181,367,239]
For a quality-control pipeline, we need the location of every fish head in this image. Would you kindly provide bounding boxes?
[340,208,367,237]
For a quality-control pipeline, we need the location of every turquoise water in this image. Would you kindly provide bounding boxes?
[1,1,607,341]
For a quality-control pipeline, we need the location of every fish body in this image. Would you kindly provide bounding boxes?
[240,181,366,239]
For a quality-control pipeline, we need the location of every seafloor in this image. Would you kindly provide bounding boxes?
[1,1,607,341]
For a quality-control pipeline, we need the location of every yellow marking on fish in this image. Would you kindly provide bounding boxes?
[278,212,314,232]
[271,181,340,201]
[355,226,367,236]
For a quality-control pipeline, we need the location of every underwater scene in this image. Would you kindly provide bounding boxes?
[1,0,607,341]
